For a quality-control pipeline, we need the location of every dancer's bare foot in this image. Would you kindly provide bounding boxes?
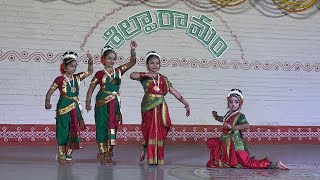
[106,156,116,165]
[277,161,289,170]
[139,144,147,162]
[140,149,146,161]
[97,153,108,165]
[66,155,73,166]
[58,159,68,166]
[56,154,68,166]
[66,160,73,166]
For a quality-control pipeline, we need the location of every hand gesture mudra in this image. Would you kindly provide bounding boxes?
[185,106,190,117]
[130,40,137,50]
[45,101,52,109]
[212,111,218,118]
[87,51,93,65]
[86,104,92,112]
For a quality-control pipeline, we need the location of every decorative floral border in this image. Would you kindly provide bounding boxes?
[1,50,319,72]
[1,124,319,145]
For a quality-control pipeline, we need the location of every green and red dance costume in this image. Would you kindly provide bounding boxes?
[90,65,128,159]
[206,111,278,169]
[50,72,89,161]
[140,74,172,165]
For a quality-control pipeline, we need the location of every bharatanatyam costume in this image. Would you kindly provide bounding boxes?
[50,52,89,164]
[206,89,289,170]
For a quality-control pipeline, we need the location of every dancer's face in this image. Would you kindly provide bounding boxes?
[228,96,240,111]
[65,61,77,75]
[146,57,161,73]
[104,52,117,68]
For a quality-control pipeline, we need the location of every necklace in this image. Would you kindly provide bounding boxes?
[64,74,76,93]
[104,69,116,84]
[152,74,160,92]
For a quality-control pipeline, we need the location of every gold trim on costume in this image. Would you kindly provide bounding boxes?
[148,158,157,165]
[147,158,165,165]
[95,95,115,107]
[102,90,119,96]
[226,135,231,158]
[97,142,108,153]
[121,65,127,72]
[80,71,89,80]
[50,83,58,90]
[91,77,98,85]
[108,139,116,146]
[101,72,108,89]
[56,103,75,116]
[66,149,73,155]
[108,128,116,146]
[58,146,66,159]
[148,139,164,146]
[224,111,241,135]
[158,160,165,165]
[147,94,163,98]
[231,113,241,129]
[62,95,79,102]
[155,107,158,164]
[118,69,121,79]
[162,102,167,127]
[95,91,119,107]
[62,79,67,94]
[76,75,81,88]
[144,81,151,93]
[109,129,115,134]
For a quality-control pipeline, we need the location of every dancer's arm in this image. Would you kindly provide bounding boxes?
[126,40,137,70]
[45,78,60,109]
[45,88,55,109]
[85,51,94,77]
[85,82,97,111]
[79,51,94,80]
[212,111,224,122]
[130,72,158,80]
[169,87,190,117]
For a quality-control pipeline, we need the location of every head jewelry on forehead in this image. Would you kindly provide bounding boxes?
[101,45,114,55]
[145,51,161,62]
[63,51,78,60]
[227,89,244,99]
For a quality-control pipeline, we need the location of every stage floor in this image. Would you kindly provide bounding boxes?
[0,144,319,180]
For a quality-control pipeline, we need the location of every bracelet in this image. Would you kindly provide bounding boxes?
[184,104,189,108]
[178,96,183,102]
